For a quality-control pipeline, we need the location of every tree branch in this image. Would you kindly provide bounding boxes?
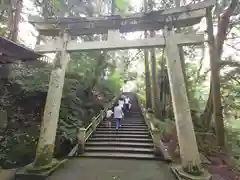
[225,43,240,51]
[220,60,240,68]
[230,75,240,84]
[216,0,239,56]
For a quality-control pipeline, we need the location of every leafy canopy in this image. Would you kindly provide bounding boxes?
[116,0,130,12]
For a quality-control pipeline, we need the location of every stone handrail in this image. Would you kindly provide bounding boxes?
[68,95,119,156]
[135,94,172,161]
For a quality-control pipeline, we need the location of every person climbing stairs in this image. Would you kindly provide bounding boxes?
[81,93,159,160]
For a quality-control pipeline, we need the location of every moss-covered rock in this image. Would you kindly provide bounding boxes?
[183,164,204,176]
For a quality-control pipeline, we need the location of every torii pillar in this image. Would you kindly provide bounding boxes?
[164,28,210,179]
[33,30,70,168]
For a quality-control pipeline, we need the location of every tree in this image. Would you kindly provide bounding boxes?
[148,0,161,118]
[11,0,23,42]
[202,0,239,147]
[143,0,152,109]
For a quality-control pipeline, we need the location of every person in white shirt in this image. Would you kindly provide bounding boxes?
[105,109,113,128]
[114,102,124,129]
[124,96,130,112]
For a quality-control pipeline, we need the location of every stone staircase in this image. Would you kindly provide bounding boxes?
[81,94,157,160]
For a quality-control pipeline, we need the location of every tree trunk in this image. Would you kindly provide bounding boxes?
[159,57,167,118]
[150,36,161,118]
[33,32,70,167]
[144,46,152,109]
[164,29,201,173]
[178,45,190,98]
[7,2,14,39]
[159,71,164,117]
[3,0,22,80]
[111,0,116,14]
[206,8,225,147]
[162,80,167,118]
[143,0,152,109]
[11,0,23,42]
[148,0,161,118]
[200,83,213,130]
[216,0,238,57]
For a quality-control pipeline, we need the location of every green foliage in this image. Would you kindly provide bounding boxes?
[0,133,37,168]
[0,49,125,167]
[116,0,130,12]
[102,70,123,94]
[10,62,51,92]
[225,120,240,159]
[137,92,146,106]
[152,118,175,136]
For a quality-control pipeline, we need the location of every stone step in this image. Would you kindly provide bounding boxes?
[86,141,153,148]
[124,112,142,114]
[89,137,152,143]
[0,169,17,180]
[126,111,141,114]
[122,124,146,127]
[116,116,142,118]
[128,114,142,116]
[97,128,148,131]
[95,130,149,135]
[124,113,141,116]
[100,124,146,127]
[101,121,146,126]
[101,118,145,121]
[85,146,154,154]
[80,152,156,160]
[94,133,150,138]
[111,119,144,121]
[106,123,146,126]
[125,115,142,117]
[97,127,148,131]
[115,121,145,124]
[98,124,147,128]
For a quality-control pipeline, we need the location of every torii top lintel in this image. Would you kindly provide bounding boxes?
[29,0,215,36]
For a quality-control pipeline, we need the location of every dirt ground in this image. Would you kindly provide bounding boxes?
[162,135,240,180]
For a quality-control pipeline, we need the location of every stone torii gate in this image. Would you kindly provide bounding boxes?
[24,0,215,179]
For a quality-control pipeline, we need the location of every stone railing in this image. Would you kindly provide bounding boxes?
[135,94,172,161]
[68,94,119,156]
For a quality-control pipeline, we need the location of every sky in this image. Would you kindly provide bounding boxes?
[19,0,38,48]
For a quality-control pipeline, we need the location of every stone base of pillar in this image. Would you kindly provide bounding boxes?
[15,159,64,180]
[171,164,211,180]
[77,143,85,155]
[153,146,162,157]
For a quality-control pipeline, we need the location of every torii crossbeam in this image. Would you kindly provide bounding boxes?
[29,0,215,36]
[30,0,215,53]
[35,33,205,53]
